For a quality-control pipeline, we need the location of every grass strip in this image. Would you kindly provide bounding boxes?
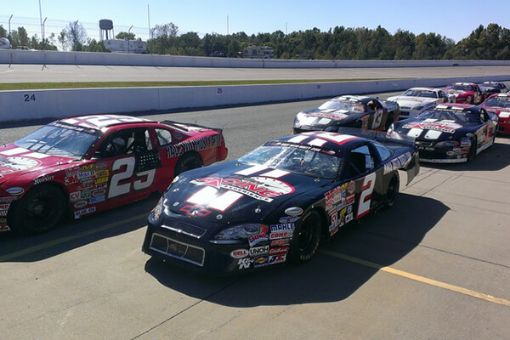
[0,78,393,91]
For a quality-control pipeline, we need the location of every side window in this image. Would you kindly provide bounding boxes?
[346,145,375,178]
[373,142,391,161]
[98,128,153,158]
[156,128,173,146]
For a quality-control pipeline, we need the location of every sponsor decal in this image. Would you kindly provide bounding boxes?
[0,203,11,211]
[253,256,269,267]
[271,238,290,247]
[89,195,106,204]
[191,176,294,203]
[238,257,252,270]
[269,230,293,240]
[0,223,10,232]
[270,223,295,232]
[34,175,54,185]
[347,180,355,194]
[0,210,7,217]
[78,170,95,180]
[230,249,249,259]
[284,207,303,217]
[383,151,412,175]
[0,156,39,172]
[166,135,222,158]
[74,206,96,219]
[249,245,269,256]
[269,246,289,255]
[269,253,287,264]
[308,111,349,120]
[73,200,88,209]
[248,233,269,247]
[329,205,355,236]
[403,121,462,134]
[279,216,300,224]
[5,187,24,195]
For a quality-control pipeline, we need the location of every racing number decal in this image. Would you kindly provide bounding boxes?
[372,109,384,129]
[357,172,376,219]
[108,158,156,198]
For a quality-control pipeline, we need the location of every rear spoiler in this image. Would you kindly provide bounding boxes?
[335,127,415,147]
[161,120,223,134]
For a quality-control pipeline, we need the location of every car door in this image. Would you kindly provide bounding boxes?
[367,100,385,130]
[476,109,496,148]
[341,143,384,220]
[154,127,179,187]
[93,127,162,209]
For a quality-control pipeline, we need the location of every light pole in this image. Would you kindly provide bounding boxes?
[8,14,13,37]
[42,17,47,48]
[127,25,133,53]
[38,0,43,41]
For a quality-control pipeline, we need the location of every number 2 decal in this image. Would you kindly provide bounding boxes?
[357,172,376,219]
[108,157,156,199]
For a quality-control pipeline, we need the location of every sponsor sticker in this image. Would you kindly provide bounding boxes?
[269,230,293,240]
[74,206,96,219]
[269,246,289,255]
[270,223,295,232]
[248,234,269,247]
[249,245,269,256]
[279,216,300,224]
[70,191,81,202]
[271,239,290,247]
[238,257,252,270]
[230,249,249,259]
[73,200,88,209]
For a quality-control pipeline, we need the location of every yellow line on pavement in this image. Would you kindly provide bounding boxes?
[321,250,510,307]
[0,213,148,262]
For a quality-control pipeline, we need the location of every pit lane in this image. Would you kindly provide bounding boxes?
[1,92,509,339]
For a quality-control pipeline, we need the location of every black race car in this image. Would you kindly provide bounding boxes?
[293,95,400,134]
[390,104,497,163]
[142,131,419,273]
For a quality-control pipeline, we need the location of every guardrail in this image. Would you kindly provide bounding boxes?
[1,75,508,123]
[2,49,510,68]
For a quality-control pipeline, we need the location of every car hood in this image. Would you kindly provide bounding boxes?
[447,89,473,96]
[393,119,467,141]
[387,96,436,108]
[0,144,75,184]
[162,161,330,229]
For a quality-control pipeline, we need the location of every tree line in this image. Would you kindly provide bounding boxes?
[1,22,509,60]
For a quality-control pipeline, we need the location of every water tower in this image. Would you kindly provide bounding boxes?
[99,19,114,40]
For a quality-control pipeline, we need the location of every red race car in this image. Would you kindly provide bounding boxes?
[445,82,484,104]
[0,115,228,234]
[480,93,510,134]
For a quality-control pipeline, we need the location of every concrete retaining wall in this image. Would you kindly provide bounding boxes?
[2,49,510,68]
[1,75,509,123]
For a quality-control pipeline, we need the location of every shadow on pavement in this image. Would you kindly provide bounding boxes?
[145,193,449,306]
[0,196,159,262]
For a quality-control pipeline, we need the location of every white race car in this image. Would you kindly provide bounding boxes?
[388,87,448,120]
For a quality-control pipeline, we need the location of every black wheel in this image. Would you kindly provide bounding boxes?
[385,175,399,208]
[468,137,477,161]
[290,211,322,263]
[175,153,202,175]
[8,184,67,234]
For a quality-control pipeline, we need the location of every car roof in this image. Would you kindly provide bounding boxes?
[268,132,365,154]
[332,95,370,103]
[408,87,438,91]
[452,82,476,86]
[59,115,151,130]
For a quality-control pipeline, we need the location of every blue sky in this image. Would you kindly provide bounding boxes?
[1,0,508,42]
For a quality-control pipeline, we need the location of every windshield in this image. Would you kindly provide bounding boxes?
[238,145,342,179]
[15,124,99,158]
[403,89,437,98]
[318,99,366,113]
[418,110,481,124]
[452,84,475,91]
[484,97,510,108]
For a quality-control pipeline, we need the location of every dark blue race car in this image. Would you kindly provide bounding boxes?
[142,131,419,273]
[390,104,497,163]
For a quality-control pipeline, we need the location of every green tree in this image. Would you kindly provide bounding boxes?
[116,32,135,40]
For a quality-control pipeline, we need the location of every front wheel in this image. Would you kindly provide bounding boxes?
[8,184,67,234]
[468,137,478,161]
[290,211,322,263]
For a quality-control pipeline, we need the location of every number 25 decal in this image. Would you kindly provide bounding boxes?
[357,172,376,219]
[108,158,156,198]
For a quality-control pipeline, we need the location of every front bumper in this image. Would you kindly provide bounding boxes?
[415,141,469,164]
[142,222,288,274]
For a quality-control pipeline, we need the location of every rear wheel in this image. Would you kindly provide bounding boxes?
[385,175,399,208]
[290,211,322,263]
[8,184,67,234]
[175,153,202,175]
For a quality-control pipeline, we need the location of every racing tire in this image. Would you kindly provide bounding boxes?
[385,175,400,208]
[8,184,67,234]
[175,153,202,175]
[290,210,322,263]
[468,137,478,162]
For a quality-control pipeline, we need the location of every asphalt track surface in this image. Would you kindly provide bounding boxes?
[2,64,510,83]
[1,92,510,339]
